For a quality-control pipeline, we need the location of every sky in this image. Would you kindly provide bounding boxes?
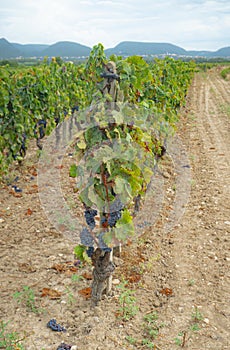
[0,0,229,51]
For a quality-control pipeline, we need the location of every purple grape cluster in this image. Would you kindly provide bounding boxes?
[47,319,66,332]
[86,246,94,257]
[84,209,97,229]
[108,211,122,227]
[80,227,94,246]
[107,197,124,227]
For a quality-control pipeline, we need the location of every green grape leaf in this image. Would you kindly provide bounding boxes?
[69,164,78,178]
[114,209,134,242]
[77,136,87,149]
[88,185,105,210]
[74,245,86,261]
[114,176,132,202]
[84,126,103,148]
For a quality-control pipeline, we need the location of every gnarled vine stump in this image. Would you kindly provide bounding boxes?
[91,248,115,306]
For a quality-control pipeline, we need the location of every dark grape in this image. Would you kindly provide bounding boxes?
[57,344,72,350]
[108,211,122,228]
[39,126,45,139]
[47,319,66,332]
[12,185,22,193]
[86,246,94,257]
[80,227,94,246]
[71,105,79,114]
[55,116,60,125]
[84,209,97,230]
[109,197,124,213]
[100,215,107,226]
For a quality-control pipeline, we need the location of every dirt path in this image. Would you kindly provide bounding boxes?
[0,67,229,350]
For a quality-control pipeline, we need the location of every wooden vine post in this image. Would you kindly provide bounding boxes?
[91,61,120,306]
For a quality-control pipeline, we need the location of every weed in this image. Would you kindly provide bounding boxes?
[142,338,155,348]
[192,307,203,322]
[65,286,76,305]
[220,103,230,117]
[117,281,139,321]
[143,311,165,342]
[13,285,42,314]
[126,335,137,345]
[188,279,195,286]
[174,331,184,346]
[190,323,200,332]
[0,321,26,350]
[71,274,84,282]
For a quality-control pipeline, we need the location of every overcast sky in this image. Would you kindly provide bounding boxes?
[0,0,229,50]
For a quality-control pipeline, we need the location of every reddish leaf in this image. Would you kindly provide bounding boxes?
[25,208,33,216]
[78,287,91,299]
[160,288,173,296]
[41,288,62,299]
[82,272,93,280]
[128,273,141,283]
[51,261,78,274]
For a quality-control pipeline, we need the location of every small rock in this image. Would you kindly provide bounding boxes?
[112,279,120,285]
[203,318,210,324]
[71,346,78,350]
[224,221,230,225]
[0,218,5,223]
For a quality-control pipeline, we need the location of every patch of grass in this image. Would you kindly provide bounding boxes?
[190,323,200,332]
[174,331,185,346]
[188,279,195,286]
[13,285,42,314]
[142,311,165,348]
[65,286,77,305]
[142,338,155,348]
[71,274,84,283]
[192,306,204,322]
[116,281,139,321]
[0,321,26,350]
[220,103,230,117]
[126,335,137,345]
[220,66,230,79]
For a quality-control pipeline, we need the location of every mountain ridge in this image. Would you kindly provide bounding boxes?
[0,38,229,59]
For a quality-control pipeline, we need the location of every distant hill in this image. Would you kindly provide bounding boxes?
[0,38,21,58]
[0,38,91,59]
[105,41,187,56]
[41,41,91,57]
[213,46,230,57]
[0,38,229,59]
[12,43,49,57]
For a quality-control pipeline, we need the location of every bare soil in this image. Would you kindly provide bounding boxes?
[0,67,229,350]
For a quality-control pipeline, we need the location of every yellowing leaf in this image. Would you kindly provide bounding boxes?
[77,136,86,149]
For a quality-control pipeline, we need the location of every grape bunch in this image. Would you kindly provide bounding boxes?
[80,227,94,246]
[108,211,122,227]
[110,197,124,212]
[107,197,124,228]
[86,246,94,257]
[19,132,27,158]
[47,319,66,332]
[84,208,97,230]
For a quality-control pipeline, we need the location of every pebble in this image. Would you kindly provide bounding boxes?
[112,279,120,285]
[71,346,78,350]
[203,318,210,324]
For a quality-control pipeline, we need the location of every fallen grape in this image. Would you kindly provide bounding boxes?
[47,319,66,332]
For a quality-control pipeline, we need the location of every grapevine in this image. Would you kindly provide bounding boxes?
[0,44,195,304]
